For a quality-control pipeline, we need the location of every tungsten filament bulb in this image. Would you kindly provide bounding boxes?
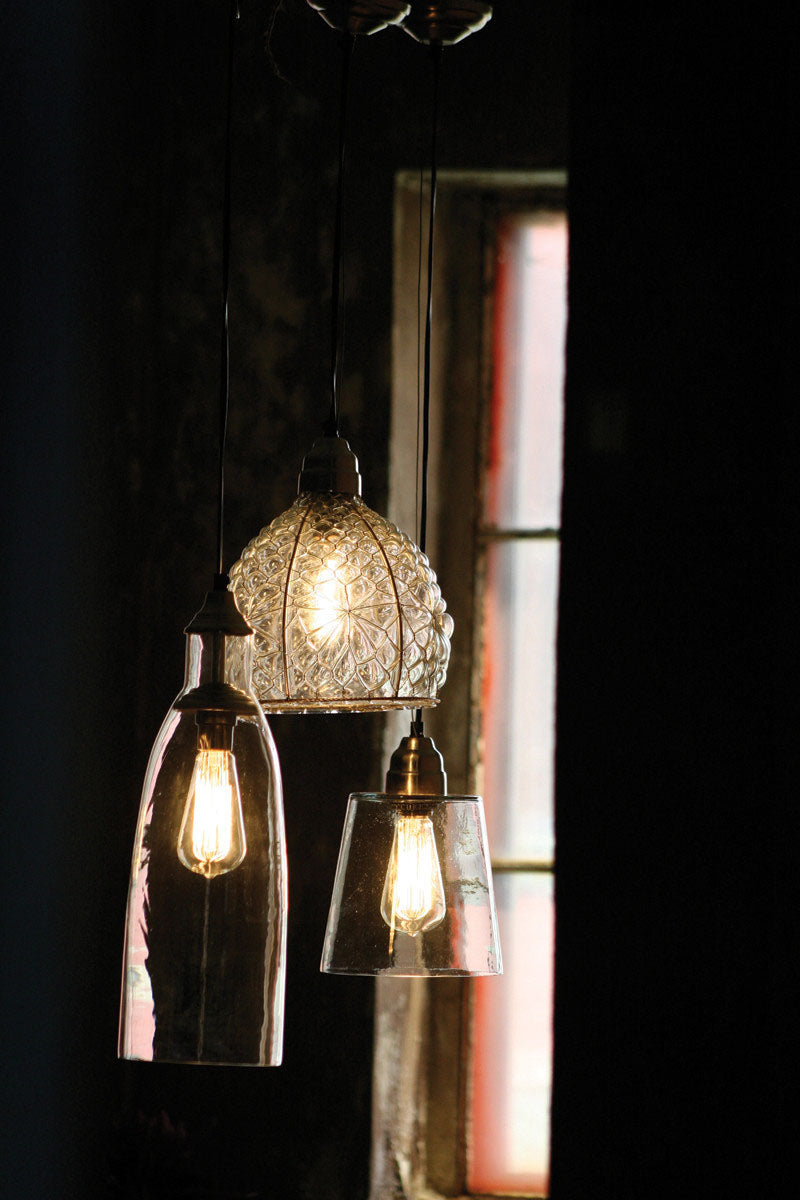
[321,731,502,976]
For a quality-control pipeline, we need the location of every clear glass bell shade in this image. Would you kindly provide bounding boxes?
[321,793,502,976]
[118,627,288,1065]
[229,491,454,713]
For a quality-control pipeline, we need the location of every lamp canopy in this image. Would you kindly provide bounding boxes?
[321,732,502,975]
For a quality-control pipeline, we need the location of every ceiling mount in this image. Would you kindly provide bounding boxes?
[307,0,411,35]
[401,1,492,45]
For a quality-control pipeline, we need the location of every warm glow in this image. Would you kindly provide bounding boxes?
[302,557,350,647]
[380,814,446,935]
[178,748,246,879]
[230,491,453,709]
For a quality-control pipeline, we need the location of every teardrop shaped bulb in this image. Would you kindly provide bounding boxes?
[178,748,246,879]
[380,814,446,935]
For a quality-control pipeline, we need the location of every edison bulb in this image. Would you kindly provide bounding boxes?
[177,748,247,879]
[380,814,446,935]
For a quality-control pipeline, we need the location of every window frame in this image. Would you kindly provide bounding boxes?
[371,170,567,1200]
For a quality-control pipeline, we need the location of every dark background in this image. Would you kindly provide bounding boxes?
[1,2,795,1198]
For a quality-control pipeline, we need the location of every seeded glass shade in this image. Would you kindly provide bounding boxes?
[230,437,453,713]
[118,585,288,1065]
[321,734,502,975]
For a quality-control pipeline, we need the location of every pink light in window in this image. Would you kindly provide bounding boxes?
[469,875,554,1195]
[468,210,567,1197]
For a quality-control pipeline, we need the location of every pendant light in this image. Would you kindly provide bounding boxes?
[118,3,288,1066]
[401,0,492,45]
[322,5,502,976]
[229,2,454,714]
[321,732,501,974]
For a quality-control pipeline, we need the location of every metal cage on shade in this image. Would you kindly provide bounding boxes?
[230,436,454,713]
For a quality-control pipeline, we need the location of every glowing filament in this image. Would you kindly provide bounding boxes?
[381,814,446,936]
[303,559,348,646]
[178,749,246,879]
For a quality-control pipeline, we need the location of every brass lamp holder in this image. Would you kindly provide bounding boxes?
[385,733,447,796]
[297,435,363,496]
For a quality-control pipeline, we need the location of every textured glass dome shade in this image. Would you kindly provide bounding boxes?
[230,437,454,713]
[118,587,288,1066]
[321,733,502,976]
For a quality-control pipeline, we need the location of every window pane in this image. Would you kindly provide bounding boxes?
[486,212,567,531]
[468,871,554,1196]
[479,538,559,863]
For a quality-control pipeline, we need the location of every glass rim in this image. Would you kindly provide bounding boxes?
[346,792,483,805]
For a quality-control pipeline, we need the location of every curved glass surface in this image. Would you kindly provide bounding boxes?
[230,492,453,712]
[118,631,287,1065]
[321,793,502,976]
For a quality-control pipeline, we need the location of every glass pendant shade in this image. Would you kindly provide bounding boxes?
[230,436,453,713]
[321,733,502,975]
[118,583,288,1066]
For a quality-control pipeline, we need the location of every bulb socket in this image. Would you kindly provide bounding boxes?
[385,734,447,796]
[196,712,236,750]
[297,435,363,496]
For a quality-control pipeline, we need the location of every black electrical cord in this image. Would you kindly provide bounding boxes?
[325,31,356,438]
[215,0,240,582]
[418,40,442,562]
[413,40,443,740]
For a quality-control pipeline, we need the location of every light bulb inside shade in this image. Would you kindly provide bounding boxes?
[380,813,446,936]
[230,464,454,711]
[178,748,246,879]
[119,586,288,1065]
[302,557,349,650]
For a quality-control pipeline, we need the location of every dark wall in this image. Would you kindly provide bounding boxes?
[6,3,792,1198]
[1,3,568,1196]
[552,9,796,1199]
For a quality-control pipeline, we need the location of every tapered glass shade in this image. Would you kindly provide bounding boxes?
[119,590,288,1065]
[230,438,453,713]
[322,793,501,974]
[321,735,502,975]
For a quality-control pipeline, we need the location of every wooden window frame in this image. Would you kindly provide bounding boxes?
[370,170,567,1200]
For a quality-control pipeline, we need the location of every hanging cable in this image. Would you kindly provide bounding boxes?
[413,40,443,739]
[415,158,424,543]
[325,31,356,437]
[215,0,240,581]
